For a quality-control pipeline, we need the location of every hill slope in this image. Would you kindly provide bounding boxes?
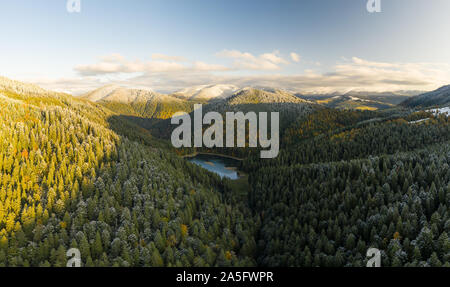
[243,107,450,267]
[228,88,308,105]
[150,88,315,147]
[83,85,194,120]
[299,93,401,111]
[172,84,240,101]
[401,85,450,108]
[0,77,256,267]
[3,76,450,267]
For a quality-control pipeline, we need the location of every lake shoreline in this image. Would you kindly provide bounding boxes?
[183,152,247,180]
[181,152,244,161]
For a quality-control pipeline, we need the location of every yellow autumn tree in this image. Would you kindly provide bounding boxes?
[181,224,188,238]
[0,236,7,249]
[5,213,15,233]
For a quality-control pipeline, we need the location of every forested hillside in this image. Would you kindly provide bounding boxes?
[244,109,450,267]
[0,81,257,267]
[250,143,450,266]
[1,77,449,267]
[401,85,450,108]
[83,85,195,121]
[148,88,316,158]
[243,109,450,171]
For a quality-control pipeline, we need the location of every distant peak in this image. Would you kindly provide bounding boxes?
[0,75,59,98]
[84,85,155,103]
[401,84,450,108]
[173,84,240,101]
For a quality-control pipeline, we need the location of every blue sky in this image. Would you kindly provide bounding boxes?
[0,0,449,94]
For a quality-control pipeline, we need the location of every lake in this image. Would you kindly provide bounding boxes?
[186,153,241,180]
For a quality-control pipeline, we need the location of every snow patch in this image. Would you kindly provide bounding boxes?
[175,84,240,100]
[427,107,450,116]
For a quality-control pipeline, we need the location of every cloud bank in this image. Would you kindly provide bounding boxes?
[216,49,288,70]
[35,52,450,95]
[290,52,301,63]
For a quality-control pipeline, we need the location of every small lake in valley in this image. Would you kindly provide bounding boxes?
[186,153,242,180]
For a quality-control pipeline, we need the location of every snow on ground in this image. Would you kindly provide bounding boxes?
[175,84,240,100]
[427,107,450,116]
[409,118,430,124]
[349,96,370,102]
[409,107,449,124]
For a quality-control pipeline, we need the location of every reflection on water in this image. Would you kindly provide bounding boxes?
[187,154,240,180]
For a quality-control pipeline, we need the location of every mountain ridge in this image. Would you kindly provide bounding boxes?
[401,85,450,108]
[172,84,240,101]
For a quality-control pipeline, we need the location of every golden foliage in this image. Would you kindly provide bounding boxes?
[181,224,188,238]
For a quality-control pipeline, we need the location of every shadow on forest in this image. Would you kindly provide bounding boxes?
[106,114,171,149]
[105,101,312,156]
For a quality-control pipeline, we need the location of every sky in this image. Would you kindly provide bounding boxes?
[0,0,450,95]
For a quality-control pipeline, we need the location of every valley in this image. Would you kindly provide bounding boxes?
[1,76,449,267]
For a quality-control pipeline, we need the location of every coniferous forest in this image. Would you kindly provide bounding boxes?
[0,77,449,267]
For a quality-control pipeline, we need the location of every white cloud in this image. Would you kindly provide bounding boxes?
[31,76,105,95]
[216,49,288,70]
[324,57,450,93]
[35,54,450,95]
[74,53,226,76]
[290,52,301,63]
[76,50,290,77]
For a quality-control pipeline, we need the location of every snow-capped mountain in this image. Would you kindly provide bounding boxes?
[82,85,162,104]
[172,84,240,101]
[227,87,309,105]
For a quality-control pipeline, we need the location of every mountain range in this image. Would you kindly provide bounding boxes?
[1,75,450,267]
[81,83,447,115]
[2,75,449,114]
[401,85,450,108]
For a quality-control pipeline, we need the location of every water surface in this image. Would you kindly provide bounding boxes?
[187,154,241,180]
